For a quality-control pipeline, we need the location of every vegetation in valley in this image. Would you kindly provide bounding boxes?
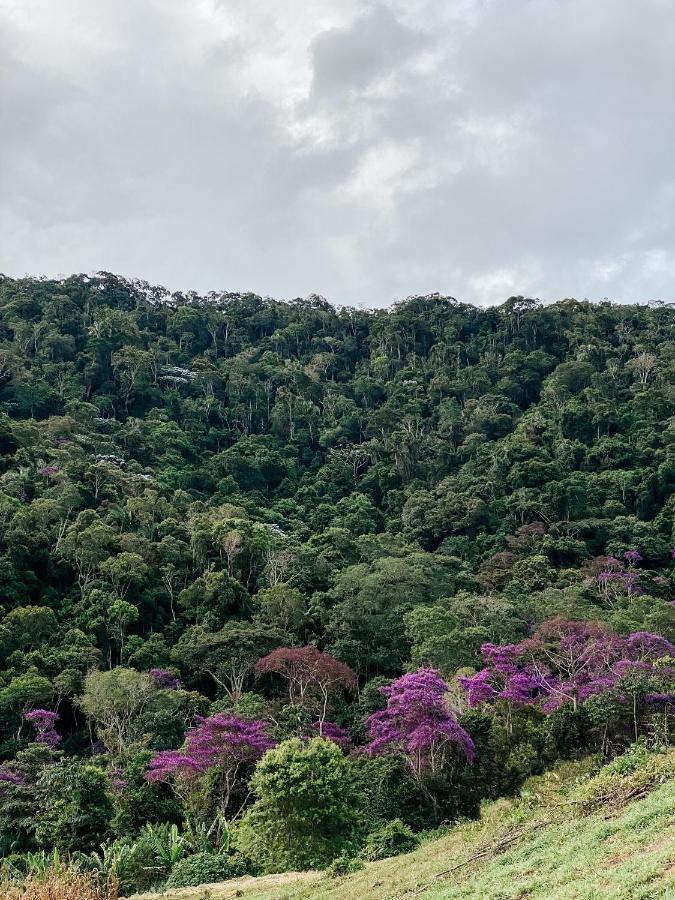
[130,748,675,899]
[0,273,673,894]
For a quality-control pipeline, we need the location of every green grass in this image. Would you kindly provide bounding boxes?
[129,752,675,900]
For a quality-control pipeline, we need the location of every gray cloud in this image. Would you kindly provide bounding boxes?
[0,0,673,306]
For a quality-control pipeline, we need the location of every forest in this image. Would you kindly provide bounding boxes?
[0,273,672,895]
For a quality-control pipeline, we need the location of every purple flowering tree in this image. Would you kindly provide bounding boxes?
[0,766,26,787]
[147,713,274,820]
[24,709,61,749]
[596,565,643,604]
[624,549,643,567]
[459,619,675,727]
[310,720,351,749]
[149,668,182,690]
[366,669,475,781]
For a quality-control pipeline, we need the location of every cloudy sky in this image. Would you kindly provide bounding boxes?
[1,0,674,307]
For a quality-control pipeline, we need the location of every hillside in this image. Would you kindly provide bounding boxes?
[130,752,675,900]
[0,274,673,895]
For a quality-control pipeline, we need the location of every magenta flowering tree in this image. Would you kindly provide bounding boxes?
[0,766,25,787]
[459,642,546,709]
[310,720,351,749]
[147,713,274,819]
[148,668,181,690]
[459,619,675,721]
[624,549,643,566]
[366,669,474,781]
[255,646,357,733]
[24,709,61,749]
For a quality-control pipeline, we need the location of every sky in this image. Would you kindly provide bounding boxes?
[1,0,674,308]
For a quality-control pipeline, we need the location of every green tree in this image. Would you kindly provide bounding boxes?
[238,738,360,871]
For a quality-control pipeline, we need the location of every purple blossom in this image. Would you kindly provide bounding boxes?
[645,693,675,708]
[38,465,60,477]
[0,767,25,786]
[149,668,182,690]
[24,709,61,749]
[366,669,475,778]
[624,632,675,662]
[624,550,643,566]
[312,720,351,748]
[147,714,274,814]
[597,567,643,601]
[147,714,274,816]
[108,766,129,792]
[459,669,497,707]
[460,620,675,716]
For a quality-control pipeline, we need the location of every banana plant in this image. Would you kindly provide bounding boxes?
[142,822,186,870]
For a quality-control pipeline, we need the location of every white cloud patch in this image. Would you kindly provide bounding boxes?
[0,0,673,306]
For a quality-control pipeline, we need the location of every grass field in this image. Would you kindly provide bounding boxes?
[129,752,675,900]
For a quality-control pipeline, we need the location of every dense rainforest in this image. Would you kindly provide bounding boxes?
[0,273,673,894]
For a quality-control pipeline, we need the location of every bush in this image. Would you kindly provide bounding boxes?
[239,738,360,872]
[573,746,674,814]
[165,852,245,889]
[362,819,419,861]
[325,851,365,878]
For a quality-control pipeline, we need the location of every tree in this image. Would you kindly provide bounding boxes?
[106,598,140,666]
[238,738,360,871]
[459,620,675,733]
[35,759,114,854]
[146,713,273,825]
[78,668,155,756]
[366,669,475,780]
[256,646,357,732]
[174,622,288,701]
[24,709,61,748]
[0,671,53,739]
[253,583,308,636]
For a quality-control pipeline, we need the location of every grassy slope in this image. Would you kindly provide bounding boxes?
[130,756,675,900]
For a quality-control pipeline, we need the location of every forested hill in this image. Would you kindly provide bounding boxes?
[0,273,673,889]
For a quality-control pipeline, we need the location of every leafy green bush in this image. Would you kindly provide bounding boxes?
[361,819,419,861]
[325,851,365,878]
[165,852,245,888]
[573,746,674,813]
[238,738,361,872]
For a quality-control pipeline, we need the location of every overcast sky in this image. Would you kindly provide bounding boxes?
[1,0,674,307]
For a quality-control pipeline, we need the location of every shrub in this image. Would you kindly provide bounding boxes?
[165,852,245,889]
[573,746,675,813]
[238,738,360,872]
[361,819,419,861]
[325,851,365,878]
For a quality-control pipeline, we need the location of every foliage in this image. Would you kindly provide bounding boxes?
[0,276,674,886]
[34,761,114,855]
[361,819,419,861]
[238,738,361,872]
[165,851,245,888]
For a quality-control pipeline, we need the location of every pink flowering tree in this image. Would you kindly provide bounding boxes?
[255,646,357,734]
[147,713,274,823]
[366,669,475,782]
